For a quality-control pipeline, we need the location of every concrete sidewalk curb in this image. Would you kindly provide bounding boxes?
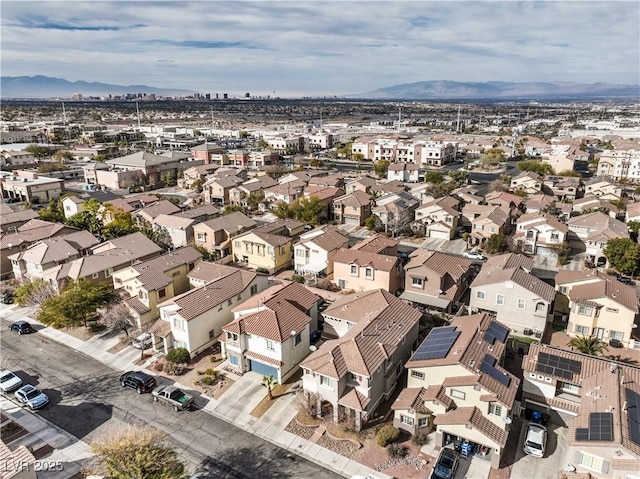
[7,310,391,479]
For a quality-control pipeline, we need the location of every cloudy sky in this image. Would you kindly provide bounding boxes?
[2,1,638,97]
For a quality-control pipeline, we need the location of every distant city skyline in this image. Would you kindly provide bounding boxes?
[2,1,638,98]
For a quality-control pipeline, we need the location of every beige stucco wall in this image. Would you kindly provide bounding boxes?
[333,261,401,294]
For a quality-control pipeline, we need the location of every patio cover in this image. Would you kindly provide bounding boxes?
[300,262,326,274]
[399,290,451,310]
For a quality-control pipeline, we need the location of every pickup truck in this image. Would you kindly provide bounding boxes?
[151,385,194,411]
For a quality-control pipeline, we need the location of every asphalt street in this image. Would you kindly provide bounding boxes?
[0,315,341,479]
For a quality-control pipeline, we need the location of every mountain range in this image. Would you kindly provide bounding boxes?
[1,75,638,100]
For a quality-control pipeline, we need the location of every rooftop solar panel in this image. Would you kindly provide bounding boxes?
[576,413,614,442]
[625,388,640,446]
[484,322,509,345]
[536,351,582,380]
[412,327,460,361]
[575,429,589,441]
[479,354,511,387]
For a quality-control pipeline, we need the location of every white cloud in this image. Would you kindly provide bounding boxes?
[1,1,637,96]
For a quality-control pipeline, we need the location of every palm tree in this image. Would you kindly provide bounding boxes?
[567,335,608,356]
[261,375,276,400]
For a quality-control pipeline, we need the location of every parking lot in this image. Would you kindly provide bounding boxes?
[510,420,568,479]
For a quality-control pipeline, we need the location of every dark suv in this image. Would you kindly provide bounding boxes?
[431,447,460,479]
[119,371,157,394]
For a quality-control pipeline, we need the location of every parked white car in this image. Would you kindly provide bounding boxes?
[14,384,49,410]
[463,251,485,260]
[0,370,22,393]
[131,332,152,350]
[523,422,547,457]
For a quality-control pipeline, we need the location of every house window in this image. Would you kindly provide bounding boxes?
[496,294,505,306]
[517,298,526,310]
[172,318,184,331]
[365,267,373,279]
[605,307,619,313]
[350,373,361,382]
[559,381,580,395]
[550,233,559,240]
[450,389,465,400]
[476,290,486,300]
[535,302,546,313]
[197,233,206,242]
[559,286,568,294]
[92,273,100,279]
[230,355,239,366]
[266,339,275,351]
[412,277,423,287]
[208,329,216,340]
[158,288,167,299]
[574,324,590,335]
[578,305,593,316]
[489,403,502,416]
[320,375,333,388]
[295,333,302,346]
[228,299,232,306]
[172,271,180,277]
[609,330,624,341]
[411,370,425,380]
[350,265,358,276]
[234,241,240,248]
[251,284,258,295]
[418,417,428,427]
[105,268,113,278]
[400,415,414,426]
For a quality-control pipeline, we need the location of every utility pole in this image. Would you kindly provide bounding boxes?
[456,105,461,133]
[136,102,141,129]
[211,106,215,135]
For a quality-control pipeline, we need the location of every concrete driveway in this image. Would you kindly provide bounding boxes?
[218,370,266,415]
[510,421,568,479]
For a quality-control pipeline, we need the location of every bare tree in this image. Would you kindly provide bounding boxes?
[100,302,134,338]
[13,279,56,310]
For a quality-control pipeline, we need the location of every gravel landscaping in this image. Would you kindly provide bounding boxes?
[284,417,318,440]
[317,433,361,458]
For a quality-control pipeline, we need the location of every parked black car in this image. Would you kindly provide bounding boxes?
[8,321,35,334]
[616,274,635,285]
[0,291,14,304]
[431,447,460,479]
[119,371,157,394]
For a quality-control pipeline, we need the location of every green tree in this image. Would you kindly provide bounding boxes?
[425,182,455,199]
[627,220,640,241]
[516,160,555,176]
[89,424,185,479]
[261,375,276,400]
[25,144,52,159]
[272,201,293,220]
[556,170,582,178]
[481,148,506,170]
[222,205,245,215]
[309,158,325,168]
[246,190,265,211]
[38,162,69,173]
[166,347,190,364]
[53,150,74,163]
[103,209,137,239]
[191,178,204,193]
[485,233,509,254]
[372,159,390,178]
[365,215,380,232]
[138,226,173,251]
[291,196,325,225]
[603,238,640,276]
[193,245,216,262]
[65,198,104,237]
[37,279,115,329]
[13,279,56,308]
[567,335,608,356]
[447,170,469,187]
[37,198,65,223]
[425,171,445,184]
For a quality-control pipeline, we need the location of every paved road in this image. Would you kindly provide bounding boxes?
[0,316,341,479]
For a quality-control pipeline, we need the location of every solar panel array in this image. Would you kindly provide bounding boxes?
[484,322,509,345]
[479,354,511,387]
[536,351,582,380]
[412,326,460,361]
[575,413,614,442]
[626,388,640,446]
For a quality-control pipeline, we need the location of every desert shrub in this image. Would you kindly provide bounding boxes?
[201,376,214,386]
[205,368,216,376]
[291,274,305,284]
[210,355,217,362]
[376,425,400,447]
[152,361,164,372]
[386,443,407,458]
[166,347,190,364]
[411,433,429,446]
[256,267,270,274]
[196,370,205,376]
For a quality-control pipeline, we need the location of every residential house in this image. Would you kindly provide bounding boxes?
[571,195,623,220]
[567,212,629,267]
[543,175,582,201]
[1,220,79,280]
[451,185,483,205]
[523,194,556,215]
[332,247,402,294]
[399,250,474,313]
[171,204,221,224]
[371,191,419,236]
[460,204,495,229]
[112,247,203,329]
[307,173,345,190]
[133,200,182,226]
[61,191,118,219]
[301,289,422,430]
[264,180,306,207]
[154,264,269,356]
[584,177,622,199]
[522,344,640,478]
[345,176,376,195]
[229,176,278,207]
[303,185,344,221]
[469,206,511,247]
[625,201,640,223]
[8,231,99,283]
[484,191,524,215]
[152,214,196,248]
[221,282,323,382]
[0,208,38,234]
[192,212,257,261]
[203,175,244,204]
[469,253,555,336]
[350,233,399,256]
[293,226,349,278]
[2,150,37,168]
[178,164,219,189]
[102,194,159,216]
[513,213,569,256]
[387,163,422,183]
[0,171,64,203]
[232,219,305,273]
[370,180,406,198]
[510,171,543,195]
[190,143,226,164]
[403,313,519,469]
[414,196,461,240]
[333,190,372,226]
[40,231,163,292]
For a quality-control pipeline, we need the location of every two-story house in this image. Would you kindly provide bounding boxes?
[371,191,420,237]
[402,313,519,469]
[567,212,629,268]
[133,200,182,227]
[232,219,305,273]
[151,214,196,248]
[584,176,623,199]
[203,175,244,204]
[387,163,422,183]
[513,213,569,256]
[510,171,543,195]
[61,191,118,219]
[112,247,203,329]
[542,175,582,201]
[469,253,555,336]
[293,226,349,278]
[345,176,376,195]
[484,191,524,215]
[522,344,640,478]
[302,185,344,221]
[470,205,511,247]
[414,196,461,240]
[523,194,556,215]
[350,233,399,256]
[229,176,278,207]
[400,250,474,313]
[192,212,257,261]
[154,264,270,357]
[263,180,306,207]
[333,190,372,226]
[221,282,322,383]
[301,289,422,430]
[332,248,402,294]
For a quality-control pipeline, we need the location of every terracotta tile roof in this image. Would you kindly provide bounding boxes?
[333,190,371,207]
[304,185,343,201]
[0,209,38,226]
[301,289,421,378]
[568,211,629,240]
[227,299,312,342]
[125,296,151,315]
[131,247,203,291]
[173,204,221,220]
[194,211,257,235]
[554,268,605,285]
[10,237,80,265]
[60,230,101,250]
[245,350,284,367]
[0,441,36,479]
[322,289,400,325]
[333,248,399,272]
[162,269,256,321]
[152,213,196,229]
[392,387,443,414]
[351,233,399,254]
[515,212,569,233]
[338,387,371,411]
[0,220,70,249]
[189,261,255,284]
[568,276,639,313]
[405,250,473,279]
[485,190,524,206]
[135,200,182,220]
[299,227,349,252]
[433,406,508,447]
